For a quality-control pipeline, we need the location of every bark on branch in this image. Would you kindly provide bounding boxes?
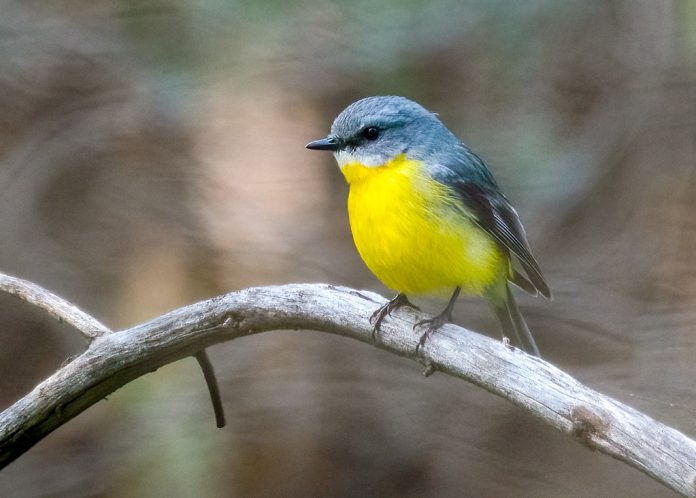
[0,278,695,496]
[0,274,109,339]
[0,273,226,428]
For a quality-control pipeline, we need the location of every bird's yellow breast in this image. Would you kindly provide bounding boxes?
[341,154,506,296]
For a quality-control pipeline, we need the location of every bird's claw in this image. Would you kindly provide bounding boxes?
[370,294,418,341]
[414,314,450,354]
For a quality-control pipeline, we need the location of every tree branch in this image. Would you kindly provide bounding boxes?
[0,272,226,428]
[194,350,226,428]
[0,273,109,339]
[0,282,695,496]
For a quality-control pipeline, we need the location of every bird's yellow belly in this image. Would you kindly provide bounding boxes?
[342,155,506,296]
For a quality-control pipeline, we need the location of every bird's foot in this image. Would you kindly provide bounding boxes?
[414,311,452,354]
[414,286,460,354]
[370,293,419,341]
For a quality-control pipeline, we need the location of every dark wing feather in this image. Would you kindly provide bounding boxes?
[511,268,537,295]
[452,180,551,299]
[428,142,550,298]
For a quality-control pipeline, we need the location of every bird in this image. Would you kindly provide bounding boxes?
[306,96,550,356]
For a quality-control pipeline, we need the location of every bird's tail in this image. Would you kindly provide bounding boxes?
[490,283,541,357]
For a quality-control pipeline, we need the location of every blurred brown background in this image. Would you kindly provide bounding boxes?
[1,0,695,496]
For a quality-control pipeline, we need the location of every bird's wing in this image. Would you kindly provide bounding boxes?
[432,146,551,298]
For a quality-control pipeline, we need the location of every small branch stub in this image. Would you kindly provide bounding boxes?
[571,405,610,450]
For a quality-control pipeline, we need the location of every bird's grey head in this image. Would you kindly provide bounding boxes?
[306,96,457,168]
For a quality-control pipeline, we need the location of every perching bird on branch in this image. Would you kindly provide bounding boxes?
[307,96,550,356]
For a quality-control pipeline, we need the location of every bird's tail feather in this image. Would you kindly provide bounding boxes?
[490,284,541,357]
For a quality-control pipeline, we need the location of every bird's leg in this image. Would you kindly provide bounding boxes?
[415,287,461,353]
[370,293,419,340]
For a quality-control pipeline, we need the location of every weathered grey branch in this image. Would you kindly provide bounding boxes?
[0,282,695,496]
[0,272,226,428]
[0,273,109,338]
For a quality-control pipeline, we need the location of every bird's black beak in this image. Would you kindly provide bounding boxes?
[306,136,339,151]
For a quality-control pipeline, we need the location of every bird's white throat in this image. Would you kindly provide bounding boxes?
[334,150,387,169]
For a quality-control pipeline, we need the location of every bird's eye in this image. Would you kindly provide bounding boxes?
[362,127,379,141]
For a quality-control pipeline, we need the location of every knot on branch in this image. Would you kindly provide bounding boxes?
[222,312,244,329]
[570,406,610,449]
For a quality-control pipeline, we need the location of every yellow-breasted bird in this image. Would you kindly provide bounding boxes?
[307,96,550,356]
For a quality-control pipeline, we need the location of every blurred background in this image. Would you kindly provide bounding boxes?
[0,0,695,496]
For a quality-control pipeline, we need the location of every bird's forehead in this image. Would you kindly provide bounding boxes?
[330,96,428,134]
[331,109,402,134]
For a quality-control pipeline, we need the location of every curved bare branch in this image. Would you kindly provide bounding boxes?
[0,272,226,428]
[0,283,695,496]
[0,273,109,338]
